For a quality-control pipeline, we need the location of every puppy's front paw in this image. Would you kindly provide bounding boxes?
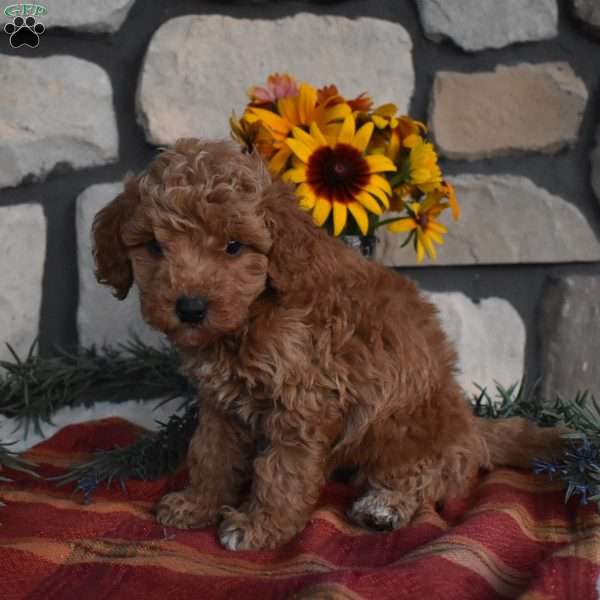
[218,508,289,551]
[155,490,219,529]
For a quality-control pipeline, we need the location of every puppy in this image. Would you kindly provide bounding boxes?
[92,138,564,550]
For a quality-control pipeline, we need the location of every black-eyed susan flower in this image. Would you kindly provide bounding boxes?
[282,115,396,236]
[230,73,460,259]
[244,82,351,175]
[387,195,448,262]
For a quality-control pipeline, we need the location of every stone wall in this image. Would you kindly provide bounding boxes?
[1,1,599,440]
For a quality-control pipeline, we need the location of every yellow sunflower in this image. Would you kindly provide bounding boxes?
[244,82,351,175]
[282,115,396,236]
[387,194,448,262]
[404,134,443,193]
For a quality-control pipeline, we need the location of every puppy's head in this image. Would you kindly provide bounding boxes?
[92,138,279,349]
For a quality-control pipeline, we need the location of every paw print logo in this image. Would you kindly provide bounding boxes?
[4,15,45,48]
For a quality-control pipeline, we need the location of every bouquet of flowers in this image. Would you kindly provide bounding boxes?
[230,73,460,262]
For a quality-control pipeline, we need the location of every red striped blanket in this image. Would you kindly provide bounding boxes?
[0,418,598,599]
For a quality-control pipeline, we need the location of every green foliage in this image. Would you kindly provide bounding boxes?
[472,380,600,510]
[472,380,600,441]
[0,339,192,436]
[50,402,198,503]
[0,442,40,505]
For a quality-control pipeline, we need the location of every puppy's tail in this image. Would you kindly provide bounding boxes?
[476,417,567,469]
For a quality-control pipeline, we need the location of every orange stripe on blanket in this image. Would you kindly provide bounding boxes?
[22,448,93,465]
[398,534,530,598]
[553,527,600,564]
[0,490,154,518]
[478,469,565,494]
[0,537,351,579]
[465,501,600,544]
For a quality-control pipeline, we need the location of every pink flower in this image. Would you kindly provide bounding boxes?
[248,73,299,105]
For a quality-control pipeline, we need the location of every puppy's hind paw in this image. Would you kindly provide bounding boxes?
[348,490,416,532]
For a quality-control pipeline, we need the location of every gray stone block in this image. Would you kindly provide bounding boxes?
[41,0,135,34]
[0,204,46,363]
[137,14,414,145]
[592,126,600,205]
[571,0,600,37]
[429,292,525,399]
[429,63,587,160]
[376,175,600,266]
[416,0,558,51]
[0,55,119,189]
[541,275,600,401]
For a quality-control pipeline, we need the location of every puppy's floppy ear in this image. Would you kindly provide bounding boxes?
[261,179,339,296]
[92,176,138,300]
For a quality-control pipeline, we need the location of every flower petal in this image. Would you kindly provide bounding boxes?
[333,201,348,236]
[277,97,299,127]
[248,107,290,136]
[282,166,307,183]
[348,202,369,236]
[309,122,328,147]
[313,197,332,226]
[286,138,313,164]
[375,103,398,118]
[387,218,417,233]
[291,126,320,151]
[415,234,425,263]
[364,183,390,209]
[356,191,383,216]
[370,174,392,195]
[426,228,445,245]
[268,147,291,175]
[421,232,437,260]
[386,129,400,161]
[366,154,397,173]
[403,134,421,149]
[299,195,316,211]
[427,221,448,235]
[352,122,374,153]
[444,183,460,220]
[298,83,317,125]
[371,115,388,129]
[323,103,351,122]
[338,115,356,145]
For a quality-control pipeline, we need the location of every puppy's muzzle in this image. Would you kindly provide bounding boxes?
[175,295,208,324]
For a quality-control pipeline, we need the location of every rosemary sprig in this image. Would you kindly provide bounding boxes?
[51,402,198,503]
[0,338,192,436]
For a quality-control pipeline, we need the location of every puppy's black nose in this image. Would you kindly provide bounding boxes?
[175,295,207,324]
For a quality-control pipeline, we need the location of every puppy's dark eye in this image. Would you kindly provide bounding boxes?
[226,241,243,256]
[146,238,163,256]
